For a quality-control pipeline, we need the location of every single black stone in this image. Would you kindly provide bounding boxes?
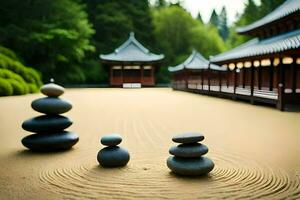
[101,134,122,146]
[31,97,72,114]
[21,131,79,151]
[41,83,64,97]
[167,156,214,176]
[169,143,208,158]
[97,146,130,167]
[172,132,204,144]
[22,115,72,133]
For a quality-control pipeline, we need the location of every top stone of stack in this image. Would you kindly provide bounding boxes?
[41,79,65,97]
[101,134,122,146]
[172,132,204,144]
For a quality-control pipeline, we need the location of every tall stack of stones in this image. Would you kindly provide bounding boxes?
[167,133,214,176]
[21,81,79,151]
[97,134,130,167]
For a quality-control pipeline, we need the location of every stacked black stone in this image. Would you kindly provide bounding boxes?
[167,132,214,176]
[21,82,79,151]
[97,134,130,167]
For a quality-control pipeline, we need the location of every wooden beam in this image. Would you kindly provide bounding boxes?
[219,71,222,92]
[208,63,211,91]
[233,64,237,94]
[258,61,262,90]
[277,58,285,111]
[243,68,246,88]
[121,64,124,85]
[250,61,254,103]
[152,66,155,86]
[184,70,188,90]
[226,68,229,87]
[201,70,204,89]
[141,65,144,86]
[291,56,297,94]
[269,59,274,91]
[110,65,113,86]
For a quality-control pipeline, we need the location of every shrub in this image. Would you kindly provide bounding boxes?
[0,54,43,86]
[0,78,13,96]
[7,79,25,95]
[0,46,19,61]
[27,83,39,93]
[0,47,43,96]
[0,68,30,94]
[0,68,25,83]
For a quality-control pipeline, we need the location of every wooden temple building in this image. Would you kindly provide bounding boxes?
[168,50,226,92]
[100,32,164,88]
[169,0,300,110]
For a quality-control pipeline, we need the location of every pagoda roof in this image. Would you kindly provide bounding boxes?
[211,29,300,64]
[100,32,164,63]
[168,50,226,72]
[237,0,300,34]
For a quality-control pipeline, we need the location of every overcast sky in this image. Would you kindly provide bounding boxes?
[167,0,261,25]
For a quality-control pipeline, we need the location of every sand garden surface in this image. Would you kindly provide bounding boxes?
[0,88,300,199]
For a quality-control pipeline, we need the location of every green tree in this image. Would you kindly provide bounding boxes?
[227,0,259,48]
[209,9,219,28]
[0,0,95,84]
[197,12,204,24]
[152,6,225,83]
[154,0,167,8]
[152,6,195,66]
[218,7,229,41]
[83,0,154,84]
[259,0,286,18]
[236,0,259,26]
[0,45,42,96]
[191,25,226,58]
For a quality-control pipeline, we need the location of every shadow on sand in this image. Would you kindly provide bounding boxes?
[168,171,213,181]
[13,148,77,158]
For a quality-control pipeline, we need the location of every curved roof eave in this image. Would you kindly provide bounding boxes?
[237,0,300,34]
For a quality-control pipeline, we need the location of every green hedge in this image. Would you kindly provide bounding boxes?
[0,69,30,95]
[8,79,25,95]
[0,78,13,96]
[0,54,42,86]
[0,46,43,96]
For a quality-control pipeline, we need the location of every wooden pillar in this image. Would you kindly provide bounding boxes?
[258,61,262,90]
[269,59,274,91]
[201,70,204,90]
[152,66,155,86]
[250,61,254,104]
[219,71,222,92]
[277,58,285,111]
[243,67,246,88]
[184,70,188,90]
[233,64,237,94]
[141,65,144,86]
[121,64,124,85]
[226,68,229,87]
[110,66,113,86]
[208,63,211,91]
[291,56,297,94]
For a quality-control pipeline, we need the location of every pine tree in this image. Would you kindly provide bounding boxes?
[209,9,219,27]
[236,0,259,26]
[155,0,167,8]
[259,0,286,18]
[197,12,203,24]
[218,6,229,41]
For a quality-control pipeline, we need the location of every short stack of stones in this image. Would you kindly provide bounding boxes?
[21,81,79,151]
[97,134,130,167]
[167,133,214,176]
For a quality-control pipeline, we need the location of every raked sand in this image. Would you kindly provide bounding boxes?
[0,88,300,199]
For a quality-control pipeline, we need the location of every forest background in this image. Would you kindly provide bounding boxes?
[0,0,285,95]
